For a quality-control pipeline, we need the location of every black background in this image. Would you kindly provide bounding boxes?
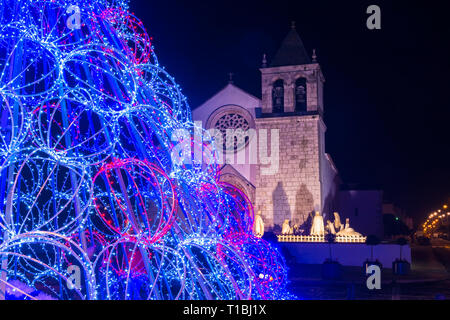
[3,299,449,314]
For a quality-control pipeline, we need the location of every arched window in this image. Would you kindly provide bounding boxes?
[295,78,307,112]
[272,79,284,113]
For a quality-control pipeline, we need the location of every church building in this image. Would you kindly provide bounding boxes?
[193,24,341,232]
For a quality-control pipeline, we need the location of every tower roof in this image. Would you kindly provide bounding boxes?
[270,23,311,67]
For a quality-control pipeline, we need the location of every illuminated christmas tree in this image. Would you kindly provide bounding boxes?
[0,0,291,300]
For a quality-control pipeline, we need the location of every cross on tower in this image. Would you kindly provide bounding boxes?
[228,72,234,84]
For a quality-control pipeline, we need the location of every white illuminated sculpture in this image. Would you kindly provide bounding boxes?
[254,211,265,238]
[336,218,363,237]
[334,212,344,232]
[281,220,292,235]
[277,212,366,243]
[310,212,325,236]
[327,220,336,235]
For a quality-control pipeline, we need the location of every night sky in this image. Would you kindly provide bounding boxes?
[129,0,450,224]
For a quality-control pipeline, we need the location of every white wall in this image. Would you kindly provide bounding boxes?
[192,84,260,127]
[192,84,261,185]
[282,243,411,267]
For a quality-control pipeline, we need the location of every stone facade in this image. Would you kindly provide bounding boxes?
[254,115,322,229]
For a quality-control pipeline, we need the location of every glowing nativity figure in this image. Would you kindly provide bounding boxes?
[334,212,344,232]
[253,211,265,238]
[281,220,293,235]
[310,212,325,236]
[336,218,363,237]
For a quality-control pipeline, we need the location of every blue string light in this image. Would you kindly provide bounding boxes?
[0,0,293,300]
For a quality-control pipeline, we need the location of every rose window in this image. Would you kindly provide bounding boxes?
[214,113,250,152]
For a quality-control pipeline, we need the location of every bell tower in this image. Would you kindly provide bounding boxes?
[255,23,336,232]
[260,22,325,116]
